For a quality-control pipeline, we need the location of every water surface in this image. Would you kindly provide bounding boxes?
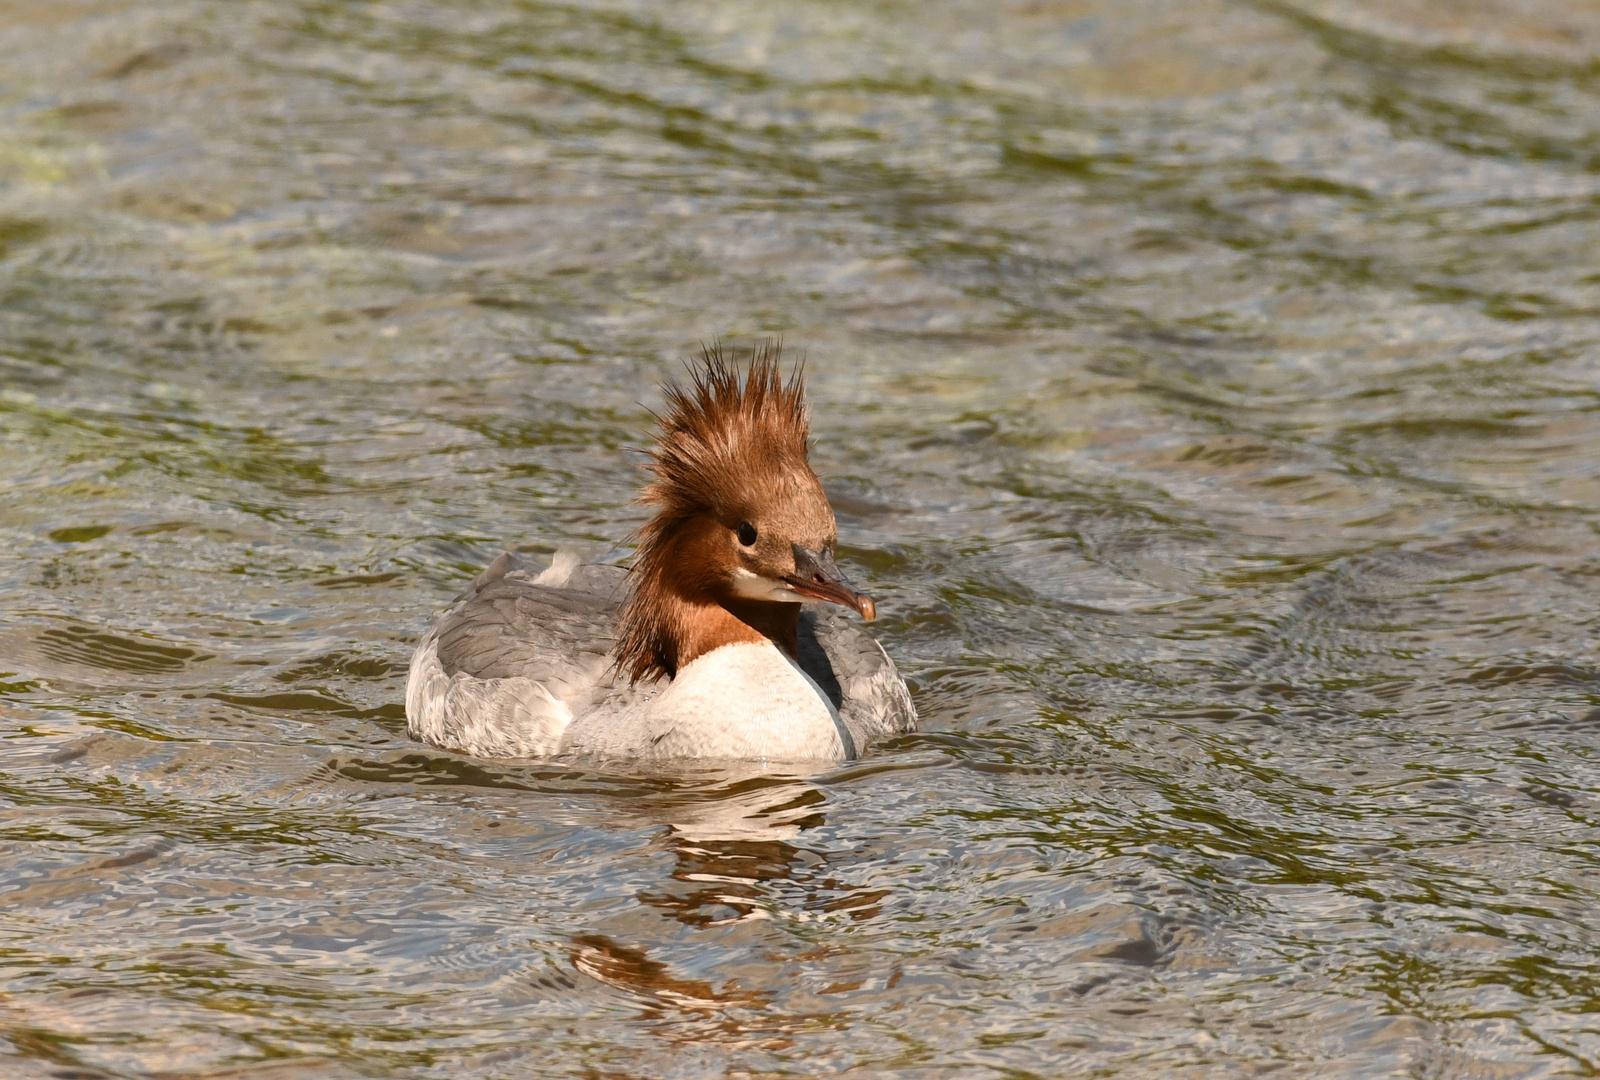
[4,0,1600,1076]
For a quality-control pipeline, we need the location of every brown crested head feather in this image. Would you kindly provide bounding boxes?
[614,339,815,683]
[642,339,808,522]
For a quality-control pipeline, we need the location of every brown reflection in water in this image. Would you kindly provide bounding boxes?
[567,774,893,1049]
[571,934,770,1013]
[569,932,820,1052]
[640,838,804,928]
[624,772,896,925]
[641,834,894,930]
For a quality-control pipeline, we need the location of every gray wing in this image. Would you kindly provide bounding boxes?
[434,552,628,697]
[797,607,918,753]
[407,552,640,758]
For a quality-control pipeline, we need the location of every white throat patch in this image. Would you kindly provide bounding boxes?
[729,567,803,604]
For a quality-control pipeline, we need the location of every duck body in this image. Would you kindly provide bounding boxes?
[405,343,918,763]
[406,549,917,762]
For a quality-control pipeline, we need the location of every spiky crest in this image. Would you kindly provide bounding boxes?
[614,340,811,682]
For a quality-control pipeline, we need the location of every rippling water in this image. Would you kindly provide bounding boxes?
[4,0,1600,1075]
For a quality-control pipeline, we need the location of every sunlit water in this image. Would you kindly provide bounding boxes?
[3,1,1600,1076]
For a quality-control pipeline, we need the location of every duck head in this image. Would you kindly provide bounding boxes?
[614,342,875,683]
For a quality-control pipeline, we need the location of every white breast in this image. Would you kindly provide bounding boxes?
[560,640,851,762]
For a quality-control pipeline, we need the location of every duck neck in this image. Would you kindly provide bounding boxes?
[652,590,800,672]
[721,597,801,661]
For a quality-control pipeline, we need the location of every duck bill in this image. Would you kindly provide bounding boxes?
[786,545,877,621]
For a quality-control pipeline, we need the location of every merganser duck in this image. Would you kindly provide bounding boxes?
[405,344,917,762]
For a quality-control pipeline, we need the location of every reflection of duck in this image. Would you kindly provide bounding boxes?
[406,344,917,762]
[653,771,827,843]
[610,780,889,929]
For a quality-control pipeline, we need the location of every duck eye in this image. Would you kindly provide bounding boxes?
[736,522,758,546]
